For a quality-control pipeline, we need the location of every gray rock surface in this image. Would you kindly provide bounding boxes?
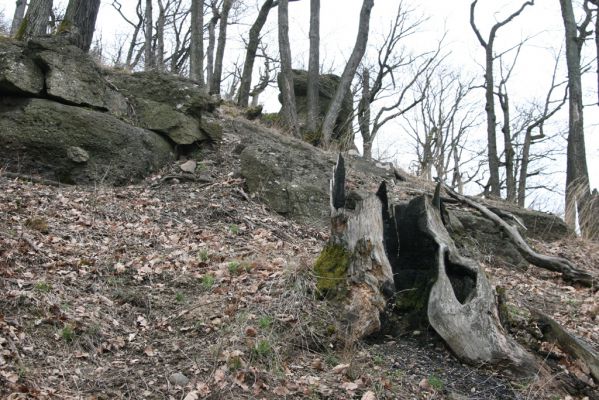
[277,69,354,148]
[0,40,45,96]
[0,98,174,185]
[0,37,221,184]
[106,71,219,145]
[27,37,129,116]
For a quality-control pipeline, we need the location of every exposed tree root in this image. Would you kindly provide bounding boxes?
[444,185,596,287]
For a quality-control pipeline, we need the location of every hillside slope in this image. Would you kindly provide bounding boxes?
[1,106,598,399]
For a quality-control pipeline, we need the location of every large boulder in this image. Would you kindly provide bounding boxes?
[0,36,223,184]
[25,37,129,116]
[0,40,45,96]
[0,98,174,185]
[277,69,354,148]
[106,71,221,145]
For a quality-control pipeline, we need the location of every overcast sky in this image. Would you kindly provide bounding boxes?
[1,0,597,211]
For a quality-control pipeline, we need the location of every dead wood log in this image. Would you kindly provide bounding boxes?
[444,185,596,287]
[415,190,537,372]
[316,156,536,373]
[314,154,395,341]
[532,310,599,382]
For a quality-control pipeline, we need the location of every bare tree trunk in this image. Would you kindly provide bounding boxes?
[358,69,372,160]
[62,0,101,52]
[517,128,533,207]
[237,0,275,107]
[210,0,232,96]
[16,0,52,40]
[144,0,154,70]
[321,0,374,146]
[190,0,205,85]
[498,85,516,202]
[10,0,27,36]
[278,0,301,138]
[559,0,594,239]
[206,3,219,92]
[470,0,533,198]
[306,0,320,133]
[155,0,166,71]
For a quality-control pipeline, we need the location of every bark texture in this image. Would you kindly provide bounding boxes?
[62,0,101,52]
[306,0,320,133]
[16,0,52,41]
[559,0,596,240]
[144,0,154,70]
[277,0,301,138]
[317,155,539,373]
[210,0,233,96]
[190,0,205,85]
[321,0,374,146]
[10,0,27,36]
[318,155,394,340]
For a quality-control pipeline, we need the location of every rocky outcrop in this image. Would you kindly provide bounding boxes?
[106,71,221,145]
[0,98,173,185]
[0,36,220,185]
[277,69,354,148]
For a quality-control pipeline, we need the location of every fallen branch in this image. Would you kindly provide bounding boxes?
[150,174,213,188]
[444,185,595,287]
[531,310,599,382]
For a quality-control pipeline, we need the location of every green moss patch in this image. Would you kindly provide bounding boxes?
[314,244,350,298]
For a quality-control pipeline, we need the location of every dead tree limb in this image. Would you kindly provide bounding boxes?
[443,185,595,287]
[531,310,599,382]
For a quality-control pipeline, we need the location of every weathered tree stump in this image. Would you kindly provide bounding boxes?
[315,155,537,373]
[314,155,395,341]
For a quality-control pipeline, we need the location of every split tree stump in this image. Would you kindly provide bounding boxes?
[315,155,537,373]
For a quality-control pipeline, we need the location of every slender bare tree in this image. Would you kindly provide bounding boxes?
[559,0,597,239]
[210,0,233,95]
[206,1,220,91]
[10,0,27,36]
[144,0,154,70]
[470,0,534,198]
[306,0,320,133]
[403,67,478,188]
[190,0,205,85]
[321,0,374,146]
[111,0,144,69]
[357,2,437,160]
[278,0,301,137]
[237,0,276,107]
[249,43,278,106]
[16,0,52,40]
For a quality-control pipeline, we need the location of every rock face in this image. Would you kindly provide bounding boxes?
[277,69,354,148]
[106,71,221,145]
[0,36,220,185]
[0,98,173,185]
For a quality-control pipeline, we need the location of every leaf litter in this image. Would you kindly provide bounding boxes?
[0,128,598,399]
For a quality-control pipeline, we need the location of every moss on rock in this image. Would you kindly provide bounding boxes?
[314,244,350,298]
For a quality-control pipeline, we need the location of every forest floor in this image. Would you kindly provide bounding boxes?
[1,127,598,399]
